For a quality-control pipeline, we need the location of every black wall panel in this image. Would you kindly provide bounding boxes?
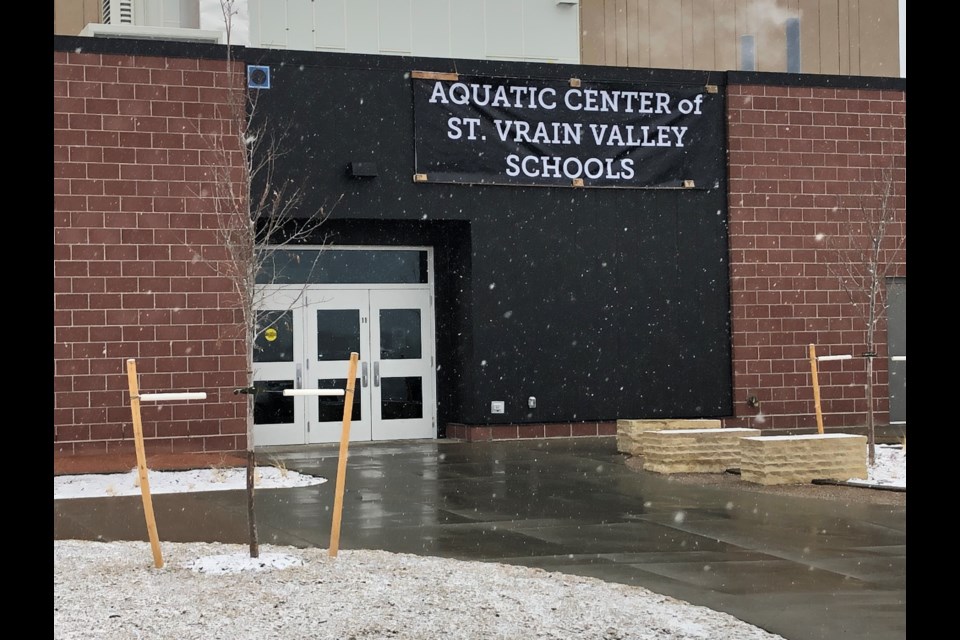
[247,50,733,426]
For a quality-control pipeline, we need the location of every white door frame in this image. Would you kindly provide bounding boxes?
[367,288,436,440]
[252,246,437,446]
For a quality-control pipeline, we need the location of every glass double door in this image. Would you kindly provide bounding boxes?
[253,286,436,445]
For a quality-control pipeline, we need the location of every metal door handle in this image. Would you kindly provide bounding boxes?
[361,362,369,388]
[295,363,302,389]
[373,361,380,387]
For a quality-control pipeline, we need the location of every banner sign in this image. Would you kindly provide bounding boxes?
[412,73,724,189]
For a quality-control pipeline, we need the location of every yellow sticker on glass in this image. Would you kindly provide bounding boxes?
[264,327,278,342]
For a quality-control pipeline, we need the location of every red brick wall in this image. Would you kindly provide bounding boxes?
[54,50,249,457]
[724,84,906,431]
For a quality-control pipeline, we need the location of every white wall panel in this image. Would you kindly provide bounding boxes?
[412,0,452,57]
[314,0,346,50]
[484,0,524,59]
[345,0,380,53]
[286,0,316,51]
[379,0,413,53]
[249,0,580,63]
[522,0,579,62]
[140,0,199,28]
[255,0,288,46]
[449,0,486,60]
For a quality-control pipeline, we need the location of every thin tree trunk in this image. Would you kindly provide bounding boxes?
[866,354,875,466]
[247,447,259,558]
[246,360,259,558]
[866,254,879,467]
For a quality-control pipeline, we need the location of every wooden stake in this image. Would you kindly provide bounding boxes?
[125,358,164,569]
[808,344,825,435]
[329,352,359,558]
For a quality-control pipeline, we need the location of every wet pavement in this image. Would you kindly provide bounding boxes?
[54,437,906,640]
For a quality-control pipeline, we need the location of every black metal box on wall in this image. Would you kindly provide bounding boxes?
[246,48,733,428]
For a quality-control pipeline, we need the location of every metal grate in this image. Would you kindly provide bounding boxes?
[102,0,134,25]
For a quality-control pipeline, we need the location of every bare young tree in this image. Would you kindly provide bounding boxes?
[827,166,906,465]
[203,0,338,557]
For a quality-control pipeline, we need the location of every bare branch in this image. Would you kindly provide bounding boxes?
[822,165,905,464]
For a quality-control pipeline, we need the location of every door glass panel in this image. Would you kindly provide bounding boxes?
[258,250,429,284]
[316,310,360,361]
[254,310,294,362]
[253,380,294,424]
[316,378,362,422]
[379,309,422,359]
[380,377,423,420]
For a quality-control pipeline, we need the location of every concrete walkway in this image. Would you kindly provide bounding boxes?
[54,437,906,640]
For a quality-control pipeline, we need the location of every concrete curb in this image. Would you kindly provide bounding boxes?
[725,468,906,493]
[812,478,907,493]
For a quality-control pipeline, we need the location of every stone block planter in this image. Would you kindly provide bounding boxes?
[616,419,722,455]
[642,428,760,474]
[739,434,868,485]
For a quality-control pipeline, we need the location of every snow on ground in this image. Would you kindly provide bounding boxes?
[848,444,906,488]
[54,540,786,639]
[54,465,325,499]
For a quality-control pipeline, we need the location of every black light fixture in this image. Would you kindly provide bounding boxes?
[347,162,378,179]
[247,65,271,89]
